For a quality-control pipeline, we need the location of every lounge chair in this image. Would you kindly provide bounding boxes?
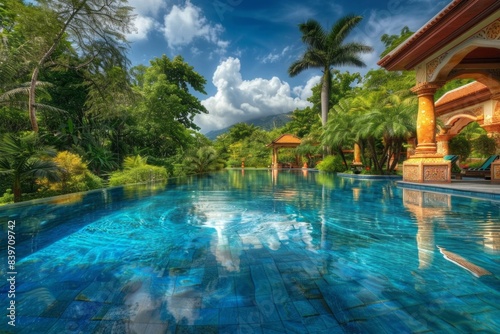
[463,155,500,179]
[444,155,462,179]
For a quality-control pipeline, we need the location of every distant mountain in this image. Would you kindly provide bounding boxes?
[204,112,292,140]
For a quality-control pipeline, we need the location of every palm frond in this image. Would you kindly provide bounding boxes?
[299,19,327,49]
[328,15,363,46]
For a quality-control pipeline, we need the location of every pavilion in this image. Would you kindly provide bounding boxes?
[378,0,500,183]
[267,134,302,168]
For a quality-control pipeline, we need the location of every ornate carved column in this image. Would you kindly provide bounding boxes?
[411,82,442,157]
[436,125,452,156]
[403,82,451,183]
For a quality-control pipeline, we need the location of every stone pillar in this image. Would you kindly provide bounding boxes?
[411,82,441,157]
[436,126,452,156]
[272,147,278,168]
[403,82,451,183]
[353,143,362,164]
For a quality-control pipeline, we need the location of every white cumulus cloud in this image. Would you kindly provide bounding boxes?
[128,0,166,16]
[195,57,312,133]
[126,15,155,42]
[126,0,166,41]
[293,76,321,101]
[163,1,228,51]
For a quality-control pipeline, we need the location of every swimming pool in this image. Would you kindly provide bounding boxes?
[1,169,499,333]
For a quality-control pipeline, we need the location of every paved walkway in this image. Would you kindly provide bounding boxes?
[398,178,500,201]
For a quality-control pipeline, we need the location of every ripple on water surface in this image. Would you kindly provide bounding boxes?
[0,170,499,333]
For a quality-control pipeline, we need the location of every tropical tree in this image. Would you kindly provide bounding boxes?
[123,155,149,169]
[355,92,416,173]
[131,55,208,158]
[184,146,222,174]
[38,151,103,193]
[288,16,372,126]
[226,123,259,143]
[25,0,134,132]
[380,26,413,57]
[0,133,60,202]
[322,98,359,167]
[283,107,321,138]
[296,135,321,167]
[307,70,362,116]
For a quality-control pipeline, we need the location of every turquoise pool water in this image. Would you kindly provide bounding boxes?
[0,170,499,333]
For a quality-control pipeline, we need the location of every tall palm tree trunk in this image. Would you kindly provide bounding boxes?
[13,174,22,202]
[321,69,331,126]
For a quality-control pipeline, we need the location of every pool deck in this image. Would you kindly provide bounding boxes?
[397,178,500,201]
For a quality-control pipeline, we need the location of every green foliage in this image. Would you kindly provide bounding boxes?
[321,70,417,175]
[0,1,214,201]
[109,165,168,186]
[183,146,223,174]
[472,134,496,157]
[227,123,259,142]
[316,155,346,173]
[39,151,103,193]
[0,132,60,202]
[380,26,413,57]
[123,155,148,169]
[130,55,207,157]
[296,136,321,167]
[289,16,373,125]
[83,145,118,176]
[172,164,188,177]
[449,136,472,161]
[0,189,14,205]
[219,128,272,168]
[449,122,496,160]
[308,71,363,113]
[282,107,321,138]
[0,107,30,134]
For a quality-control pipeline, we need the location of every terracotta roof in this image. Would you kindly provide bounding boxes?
[267,134,301,147]
[435,81,491,115]
[436,81,488,106]
[378,0,500,71]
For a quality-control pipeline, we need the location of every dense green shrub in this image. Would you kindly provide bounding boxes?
[39,151,103,193]
[449,136,471,161]
[472,134,496,157]
[0,174,13,196]
[316,155,346,173]
[172,163,187,177]
[0,189,14,205]
[109,165,168,186]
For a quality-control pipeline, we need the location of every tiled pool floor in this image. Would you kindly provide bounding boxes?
[1,171,499,333]
[11,241,500,334]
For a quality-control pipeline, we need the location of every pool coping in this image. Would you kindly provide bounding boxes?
[338,172,500,201]
[337,172,403,180]
[397,180,500,202]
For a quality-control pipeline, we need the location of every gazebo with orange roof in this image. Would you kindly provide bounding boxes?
[267,134,302,168]
[378,0,500,183]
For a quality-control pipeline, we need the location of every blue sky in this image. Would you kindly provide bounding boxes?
[125,0,449,133]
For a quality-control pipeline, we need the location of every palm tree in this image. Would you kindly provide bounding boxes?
[322,98,359,167]
[356,92,416,173]
[288,16,373,126]
[1,82,66,115]
[0,133,60,202]
[184,146,222,174]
